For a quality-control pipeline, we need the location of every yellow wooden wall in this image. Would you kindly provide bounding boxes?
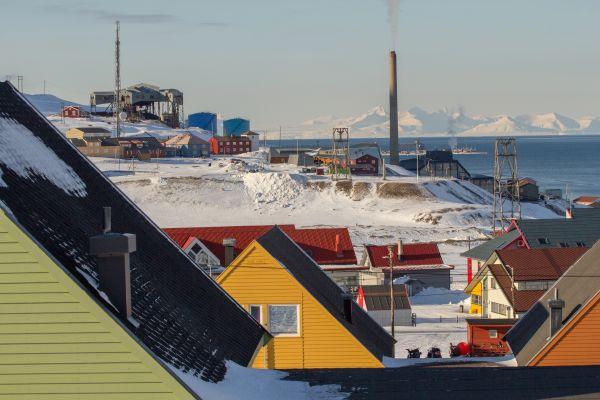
[217,243,383,369]
[0,211,194,400]
[469,282,482,315]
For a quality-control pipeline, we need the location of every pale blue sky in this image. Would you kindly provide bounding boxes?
[1,0,600,128]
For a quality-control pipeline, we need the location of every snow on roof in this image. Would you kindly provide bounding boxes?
[0,117,87,197]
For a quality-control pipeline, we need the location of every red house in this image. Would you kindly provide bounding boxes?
[466,318,516,357]
[350,154,379,175]
[62,105,81,118]
[361,242,454,293]
[209,136,252,155]
[163,224,357,269]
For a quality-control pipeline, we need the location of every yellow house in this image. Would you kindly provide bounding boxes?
[66,126,112,140]
[0,209,195,399]
[217,227,395,370]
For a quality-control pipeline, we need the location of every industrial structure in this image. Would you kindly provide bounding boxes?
[493,138,521,231]
[223,118,250,136]
[389,51,399,165]
[188,112,218,134]
[331,127,351,180]
[90,83,184,128]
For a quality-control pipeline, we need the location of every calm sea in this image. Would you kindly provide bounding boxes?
[269,135,600,197]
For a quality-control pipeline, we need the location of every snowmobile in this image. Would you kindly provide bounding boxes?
[427,347,442,358]
[406,348,421,358]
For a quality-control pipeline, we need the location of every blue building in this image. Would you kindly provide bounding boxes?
[188,112,217,134]
[223,118,250,137]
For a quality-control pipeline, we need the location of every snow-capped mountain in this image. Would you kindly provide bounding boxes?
[290,106,600,138]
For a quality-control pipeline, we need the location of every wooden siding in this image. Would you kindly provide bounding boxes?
[531,291,600,366]
[217,243,383,369]
[0,211,194,400]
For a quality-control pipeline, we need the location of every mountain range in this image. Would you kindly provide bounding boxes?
[23,93,600,138]
[292,106,600,138]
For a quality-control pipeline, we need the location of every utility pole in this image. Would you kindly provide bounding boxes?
[17,76,23,92]
[43,80,46,95]
[114,20,122,138]
[279,126,282,148]
[387,245,395,340]
[415,139,420,182]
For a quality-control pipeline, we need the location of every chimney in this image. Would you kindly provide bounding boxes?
[566,206,573,219]
[548,288,565,337]
[341,293,353,323]
[223,238,236,266]
[397,239,403,261]
[389,50,399,166]
[335,234,343,258]
[89,207,136,319]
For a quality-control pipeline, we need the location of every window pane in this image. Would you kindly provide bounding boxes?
[250,305,261,323]
[269,305,298,334]
[489,329,498,338]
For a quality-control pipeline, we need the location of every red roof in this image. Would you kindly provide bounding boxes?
[496,247,589,281]
[163,224,357,266]
[365,242,446,271]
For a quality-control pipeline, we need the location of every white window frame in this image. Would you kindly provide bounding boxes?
[249,304,263,324]
[268,304,300,337]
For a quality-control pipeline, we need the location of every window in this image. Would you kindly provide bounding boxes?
[538,238,551,245]
[249,305,262,324]
[471,294,481,305]
[190,243,202,254]
[490,278,497,289]
[489,329,498,338]
[268,305,299,335]
[491,302,508,316]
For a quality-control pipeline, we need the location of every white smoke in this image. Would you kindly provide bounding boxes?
[387,0,400,48]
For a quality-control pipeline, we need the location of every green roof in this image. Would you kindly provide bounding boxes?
[461,229,520,261]
[517,208,600,249]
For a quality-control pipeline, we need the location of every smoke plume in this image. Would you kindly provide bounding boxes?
[387,0,400,48]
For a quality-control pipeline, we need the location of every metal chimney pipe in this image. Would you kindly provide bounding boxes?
[389,51,399,166]
[548,288,565,337]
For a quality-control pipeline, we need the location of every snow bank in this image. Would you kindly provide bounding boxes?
[409,287,470,305]
[243,172,307,206]
[383,354,517,368]
[0,117,87,197]
[170,361,347,400]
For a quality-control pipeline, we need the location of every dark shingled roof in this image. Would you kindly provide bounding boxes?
[516,208,600,249]
[257,227,396,361]
[286,364,600,399]
[360,284,411,311]
[505,241,600,366]
[0,81,266,382]
[461,230,521,261]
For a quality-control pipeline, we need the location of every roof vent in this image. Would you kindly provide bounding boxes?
[548,288,565,337]
[335,234,343,258]
[397,239,403,261]
[223,238,236,267]
[89,207,136,319]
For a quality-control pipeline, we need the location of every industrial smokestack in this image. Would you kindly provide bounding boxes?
[389,51,399,166]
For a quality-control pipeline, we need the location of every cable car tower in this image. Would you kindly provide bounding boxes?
[492,138,521,232]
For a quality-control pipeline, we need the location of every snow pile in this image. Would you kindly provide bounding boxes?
[0,117,87,197]
[243,172,307,206]
[409,287,470,305]
[383,354,517,368]
[171,361,347,400]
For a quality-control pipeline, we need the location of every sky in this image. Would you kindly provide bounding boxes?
[2,0,600,129]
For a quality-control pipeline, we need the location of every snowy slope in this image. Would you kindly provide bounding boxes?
[25,94,89,115]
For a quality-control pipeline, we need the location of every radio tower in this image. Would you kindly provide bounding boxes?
[114,20,122,138]
[492,138,521,232]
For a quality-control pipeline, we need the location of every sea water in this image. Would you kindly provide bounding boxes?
[270,135,600,197]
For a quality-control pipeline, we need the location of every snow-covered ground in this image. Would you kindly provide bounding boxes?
[84,147,563,362]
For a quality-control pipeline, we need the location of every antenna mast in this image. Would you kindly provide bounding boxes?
[114,20,122,138]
